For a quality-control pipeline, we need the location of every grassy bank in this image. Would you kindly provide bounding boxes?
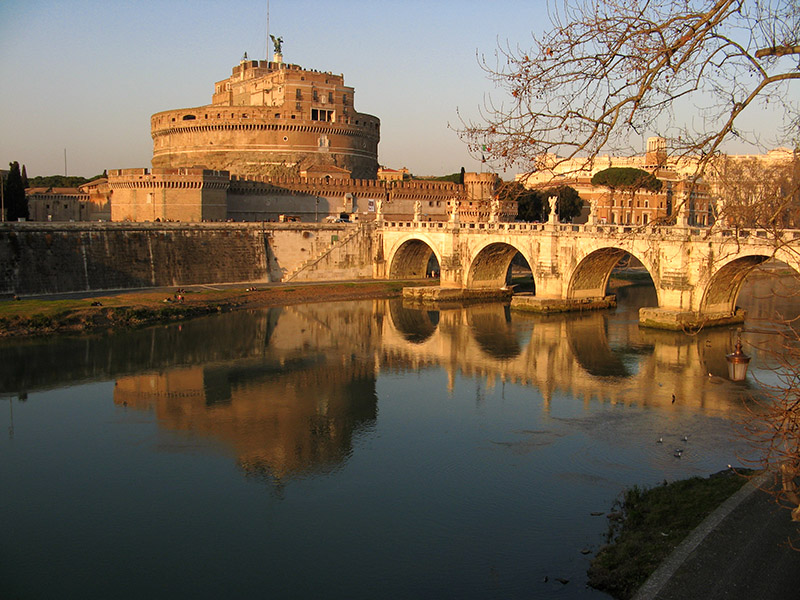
[587,469,753,600]
[0,280,418,338]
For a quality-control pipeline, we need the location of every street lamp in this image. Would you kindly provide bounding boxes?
[726,331,751,382]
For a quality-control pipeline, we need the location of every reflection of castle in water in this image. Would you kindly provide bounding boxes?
[114,304,381,482]
[107,294,755,483]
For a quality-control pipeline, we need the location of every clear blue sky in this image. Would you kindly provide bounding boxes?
[0,0,790,179]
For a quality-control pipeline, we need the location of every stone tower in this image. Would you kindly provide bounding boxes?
[645,136,667,168]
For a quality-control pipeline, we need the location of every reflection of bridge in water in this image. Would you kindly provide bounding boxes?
[93,298,752,482]
[381,299,746,413]
[0,297,757,484]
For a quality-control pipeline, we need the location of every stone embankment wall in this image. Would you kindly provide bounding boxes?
[0,222,374,297]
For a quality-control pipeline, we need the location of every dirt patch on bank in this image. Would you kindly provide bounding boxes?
[0,281,431,339]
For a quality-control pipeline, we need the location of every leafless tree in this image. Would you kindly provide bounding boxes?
[460,0,799,176]
[740,311,800,523]
[711,153,800,231]
[461,0,800,520]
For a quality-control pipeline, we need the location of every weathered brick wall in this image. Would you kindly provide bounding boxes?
[0,222,374,297]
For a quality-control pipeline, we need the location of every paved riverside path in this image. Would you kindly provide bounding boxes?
[636,475,800,600]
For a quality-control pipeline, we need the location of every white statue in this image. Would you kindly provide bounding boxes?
[490,196,500,223]
[448,198,461,223]
[548,195,558,224]
[376,197,384,221]
[413,200,421,222]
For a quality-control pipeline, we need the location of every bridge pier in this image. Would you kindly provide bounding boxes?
[639,307,746,331]
[403,286,513,304]
[510,294,616,313]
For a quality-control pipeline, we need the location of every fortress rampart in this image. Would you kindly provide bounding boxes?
[107,167,231,222]
[103,168,511,224]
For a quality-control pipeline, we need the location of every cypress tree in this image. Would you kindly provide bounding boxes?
[21,164,28,188]
[6,162,28,221]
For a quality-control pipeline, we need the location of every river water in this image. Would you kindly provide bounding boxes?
[0,276,796,599]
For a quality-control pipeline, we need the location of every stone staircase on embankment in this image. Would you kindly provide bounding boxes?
[282,225,369,282]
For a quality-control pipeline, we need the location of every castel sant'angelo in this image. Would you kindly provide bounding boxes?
[150,41,380,180]
[30,40,512,225]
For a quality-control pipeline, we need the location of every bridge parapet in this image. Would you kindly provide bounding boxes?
[380,220,800,243]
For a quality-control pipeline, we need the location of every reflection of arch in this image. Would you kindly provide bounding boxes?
[701,255,771,314]
[565,313,632,377]
[568,247,655,301]
[388,299,439,343]
[467,242,531,289]
[388,237,439,279]
[467,304,524,359]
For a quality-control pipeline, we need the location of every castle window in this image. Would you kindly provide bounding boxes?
[311,109,334,122]
[313,90,319,102]
[343,93,348,106]
[182,114,196,120]
[328,92,333,104]
[295,89,302,100]
[275,113,280,118]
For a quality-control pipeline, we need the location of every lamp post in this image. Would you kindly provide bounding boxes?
[726,331,751,382]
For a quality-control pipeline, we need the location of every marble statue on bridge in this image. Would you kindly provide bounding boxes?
[448,198,460,223]
[548,196,558,225]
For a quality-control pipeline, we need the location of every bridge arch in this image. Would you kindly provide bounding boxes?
[466,241,534,289]
[387,235,441,280]
[699,247,800,315]
[567,246,657,301]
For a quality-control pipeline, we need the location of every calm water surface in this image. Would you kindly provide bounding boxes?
[0,278,795,599]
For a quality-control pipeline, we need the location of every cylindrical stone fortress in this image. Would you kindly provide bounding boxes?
[151,56,380,179]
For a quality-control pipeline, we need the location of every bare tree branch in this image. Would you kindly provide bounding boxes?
[459,0,800,177]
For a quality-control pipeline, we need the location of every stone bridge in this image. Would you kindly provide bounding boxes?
[375,219,800,329]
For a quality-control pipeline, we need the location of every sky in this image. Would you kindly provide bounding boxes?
[0,0,792,179]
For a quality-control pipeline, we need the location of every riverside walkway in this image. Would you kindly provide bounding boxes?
[635,474,800,599]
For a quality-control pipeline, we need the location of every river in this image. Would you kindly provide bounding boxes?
[1,274,797,599]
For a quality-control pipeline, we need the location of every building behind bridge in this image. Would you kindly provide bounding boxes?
[518,137,797,228]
